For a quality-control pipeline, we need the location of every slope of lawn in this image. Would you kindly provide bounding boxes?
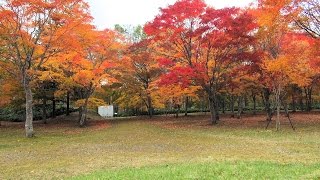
[0,112,320,179]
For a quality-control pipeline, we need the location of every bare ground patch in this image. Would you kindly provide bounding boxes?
[148,112,320,130]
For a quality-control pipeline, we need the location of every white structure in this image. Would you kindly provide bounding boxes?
[98,105,114,118]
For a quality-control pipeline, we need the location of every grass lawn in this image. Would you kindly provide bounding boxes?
[0,112,320,179]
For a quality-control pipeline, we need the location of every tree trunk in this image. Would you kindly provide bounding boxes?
[24,78,34,138]
[214,95,220,121]
[291,93,296,112]
[284,102,289,116]
[305,87,312,111]
[147,96,153,118]
[244,95,248,108]
[215,106,220,121]
[274,85,281,131]
[42,96,47,124]
[222,97,226,114]
[78,106,83,122]
[184,96,188,116]
[263,88,273,121]
[175,105,180,118]
[209,95,217,125]
[66,91,70,116]
[237,96,243,119]
[276,102,280,131]
[297,87,304,111]
[252,94,257,115]
[283,101,296,130]
[52,98,56,118]
[230,95,235,118]
[79,97,89,127]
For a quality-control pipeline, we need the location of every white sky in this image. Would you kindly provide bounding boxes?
[85,0,255,30]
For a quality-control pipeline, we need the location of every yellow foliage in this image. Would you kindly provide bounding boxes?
[157,84,200,105]
[74,98,106,109]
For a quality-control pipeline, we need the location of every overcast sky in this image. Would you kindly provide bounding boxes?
[85,0,255,30]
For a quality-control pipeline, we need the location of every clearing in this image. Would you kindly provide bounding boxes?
[0,112,319,179]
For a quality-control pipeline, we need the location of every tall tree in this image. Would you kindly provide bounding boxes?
[0,0,91,137]
[145,0,258,124]
[255,0,319,130]
[70,28,121,127]
[254,0,294,128]
[117,39,162,118]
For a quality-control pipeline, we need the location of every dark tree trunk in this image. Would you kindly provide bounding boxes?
[291,91,297,112]
[263,88,273,121]
[274,85,281,131]
[52,98,56,118]
[283,102,296,130]
[230,95,235,118]
[23,76,34,138]
[244,95,248,108]
[222,96,226,114]
[299,97,304,111]
[209,94,218,125]
[184,96,189,116]
[298,88,304,111]
[305,87,312,111]
[237,96,243,119]
[78,106,83,122]
[252,94,257,115]
[42,96,47,124]
[215,99,220,121]
[66,91,70,116]
[175,105,180,118]
[147,96,153,118]
[284,102,289,116]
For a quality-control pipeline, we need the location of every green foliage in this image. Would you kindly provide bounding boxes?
[0,106,25,122]
[0,103,75,121]
[114,24,146,43]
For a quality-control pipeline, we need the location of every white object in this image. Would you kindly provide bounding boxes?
[98,105,114,117]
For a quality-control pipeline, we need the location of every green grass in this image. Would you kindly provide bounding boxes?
[73,161,320,180]
[0,113,320,179]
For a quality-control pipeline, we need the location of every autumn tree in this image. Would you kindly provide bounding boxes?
[113,25,164,117]
[0,63,23,108]
[255,0,318,130]
[281,33,320,111]
[145,0,258,124]
[157,84,200,118]
[254,0,295,128]
[116,39,163,117]
[70,28,121,127]
[0,0,91,137]
[295,0,320,38]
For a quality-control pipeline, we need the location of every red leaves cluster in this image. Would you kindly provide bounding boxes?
[145,0,206,40]
[145,0,259,92]
[159,66,195,88]
[157,58,174,67]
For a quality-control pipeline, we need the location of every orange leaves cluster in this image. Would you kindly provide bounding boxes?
[0,76,22,107]
[262,32,318,88]
[254,0,319,94]
[157,84,200,106]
